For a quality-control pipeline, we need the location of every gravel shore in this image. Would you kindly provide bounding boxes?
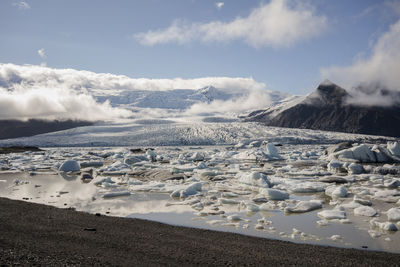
[1,197,399,266]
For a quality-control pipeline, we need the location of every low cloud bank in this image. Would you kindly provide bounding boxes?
[186,90,272,115]
[0,87,132,121]
[0,63,266,92]
[0,63,272,120]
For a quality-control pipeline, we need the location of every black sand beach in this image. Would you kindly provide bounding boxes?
[1,197,400,266]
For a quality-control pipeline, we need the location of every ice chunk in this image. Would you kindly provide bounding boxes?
[218,198,240,205]
[227,214,242,222]
[265,143,283,160]
[384,179,400,189]
[124,155,147,165]
[370,218,398,231]
[206,220,224,225]
[327,160,344,173]
[259,188,289,201]
[191,152,204,161]
[238,171,271,188]
[240,202,260,212]
[221,192,238,198]
[259,202,276,210]
[255,224,264,230]
[325,185,347,199]
[284,200,323,213]
[170,182,203,199]
[387,207,400,221]
[347,163,364,174]
[59,160,80,172]
[353,195,372,206]
[339,200,362,209]
[352,144,376,162]
[353,206,377,217]
[387,141,400,157]
[99,161,131,174]
[317,209,346,220]
[374,189,400,198]
[330,235,342,241]
[289,182,325,193]
[103,191,131,198]
[146,150,156,162]
[331,144,377,163]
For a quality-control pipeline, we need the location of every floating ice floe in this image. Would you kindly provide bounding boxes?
[370,218,398,231]
[259,188,289,201]
[387,207,400,222]
[325,185,347,199]
[233,143,283,161]
[237,171,271,188]
[347,163,364,174]
[59,160,80,172]
[287,182,326,193]
[353,195,372,206]
[103,190,131,198]
[218,198,240,205]
[98,161,131,175]
[284,200,323,213]
[353,206,377,217]
[387,141,400,157]
[330,235,342,241]
[328,143,400,163]
[170,182,203,199]
[373,189,400,202]
[317,209,346,220]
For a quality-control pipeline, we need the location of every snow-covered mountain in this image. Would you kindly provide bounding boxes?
[93,85,288,111]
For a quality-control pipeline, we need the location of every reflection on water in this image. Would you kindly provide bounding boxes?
[0,171,399,254]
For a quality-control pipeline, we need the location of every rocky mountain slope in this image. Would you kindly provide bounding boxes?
[246,81,400,137]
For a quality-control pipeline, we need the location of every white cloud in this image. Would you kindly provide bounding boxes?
[134,0,327,48]
[185,90,272,115]
[321,19,400,102]
[13,1,30,10]
[0,63,266,92]
[0,87,132,121]
[216,2,224,10]
[0,63,270,120]
[38,48,46,59]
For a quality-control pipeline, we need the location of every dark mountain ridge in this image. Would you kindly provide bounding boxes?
[0,119,93,140]
[246,81,400,137]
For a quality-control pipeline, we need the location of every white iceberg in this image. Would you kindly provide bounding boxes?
[353,206,377,217]
[59,160,80,172]
[284,200,323,213]
[237,171,271,188]
[259,188,289,201]
[387,207,400,222]
[317,209,346,220]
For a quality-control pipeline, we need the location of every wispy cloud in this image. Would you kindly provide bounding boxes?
[12,1,30,10]
[215,2,224,10]
[321,17,400,106]
[321,19,400,92]
[37,48,47,66]
[134,0,327,48]
[37,48,46,59]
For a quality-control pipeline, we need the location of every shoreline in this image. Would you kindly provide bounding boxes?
[1,197,400,266]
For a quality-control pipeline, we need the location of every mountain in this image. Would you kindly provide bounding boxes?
[246,81,400,137]
[94,85,287,110]
[0,120,93,140]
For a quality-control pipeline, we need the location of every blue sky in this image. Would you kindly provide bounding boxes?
[1,0,400,94]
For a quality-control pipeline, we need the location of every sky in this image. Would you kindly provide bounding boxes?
[1,0,399,95]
